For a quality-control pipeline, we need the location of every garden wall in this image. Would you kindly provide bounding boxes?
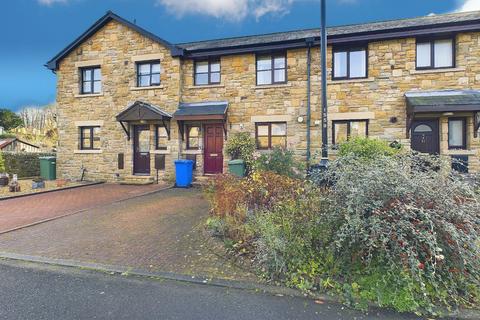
[2,152,55,178]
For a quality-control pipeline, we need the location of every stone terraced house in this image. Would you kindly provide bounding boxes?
[46,10,480,182]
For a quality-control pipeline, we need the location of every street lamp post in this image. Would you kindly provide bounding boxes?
[319,0,329,168]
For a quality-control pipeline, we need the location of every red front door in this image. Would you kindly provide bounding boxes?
[204,124,224,174]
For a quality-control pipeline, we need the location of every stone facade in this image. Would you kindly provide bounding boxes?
[54,19,480,182]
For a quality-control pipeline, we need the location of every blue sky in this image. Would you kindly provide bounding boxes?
[0,0,477,111]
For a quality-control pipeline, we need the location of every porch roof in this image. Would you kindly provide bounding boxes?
[116,101,172,122]
[405,90,480,113]
[173,101,228,121]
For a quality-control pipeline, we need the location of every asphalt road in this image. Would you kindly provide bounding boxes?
[0,260,421,320]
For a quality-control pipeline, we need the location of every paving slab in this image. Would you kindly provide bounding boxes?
[0,187,256,282]
[0,183,168,233]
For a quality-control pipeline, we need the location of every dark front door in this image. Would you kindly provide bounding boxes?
[204,124,224,174]
[411,120,440,154]
[133,125,150,175]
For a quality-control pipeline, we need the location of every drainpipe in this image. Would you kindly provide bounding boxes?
[320,0,329,167]
[306,38,314,168]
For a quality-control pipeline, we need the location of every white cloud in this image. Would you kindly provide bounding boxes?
[456,0,480,12]
[38,0,68,6]
[157,0,312,21]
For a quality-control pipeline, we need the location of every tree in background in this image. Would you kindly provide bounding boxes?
[0,108,23,131]
[14,104,58,151]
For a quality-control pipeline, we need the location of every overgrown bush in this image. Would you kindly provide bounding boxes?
[204,171,304,242]
[3,152,55,178]
[225,132,256,173]
[255,147,304,178]
[206,151,480,315]
[338,137,401,160]
[317,153,480,313]
[0,152,5,172]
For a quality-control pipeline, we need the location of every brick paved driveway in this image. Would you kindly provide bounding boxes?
[0,187,256,282]
[0,183,167,233]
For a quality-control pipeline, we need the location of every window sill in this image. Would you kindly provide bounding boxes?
[74,93,103,98]
[328,77,375,84]
[130,85,164,91]
[187,84,225,89]
[74,149,103,154]
[445,149,476,156]
[410,67,465,75]
[152,149,170,155]
[254,83,291,90]
[182,149,202,155]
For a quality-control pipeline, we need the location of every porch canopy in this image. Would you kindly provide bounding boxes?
[405,90,480,137]
[173,101,229,140]
[116,100,172,140]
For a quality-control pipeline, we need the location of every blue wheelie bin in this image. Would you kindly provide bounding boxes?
[174,159,194,188]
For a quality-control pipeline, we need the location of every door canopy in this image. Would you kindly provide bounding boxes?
[116,101,172,140]
[405,90,480,138]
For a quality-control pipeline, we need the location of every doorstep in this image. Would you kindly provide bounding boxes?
[120,175,155,185]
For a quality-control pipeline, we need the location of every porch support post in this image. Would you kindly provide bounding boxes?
[223,119,228,141]
[178,121,185,141]
[474,112,480,138]
[406,112,414,139]
[161,117,171,140]
[119,121,130,140]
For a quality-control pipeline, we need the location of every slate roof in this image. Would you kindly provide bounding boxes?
[405,90,480,113]
[173,101,229,118]
[46,10,480,69]
[116,101,172,121]
[46,11,183,70]
[178,10,480,51]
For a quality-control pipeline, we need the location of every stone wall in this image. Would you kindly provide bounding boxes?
[55,20,480,181]
[56,20,181,182]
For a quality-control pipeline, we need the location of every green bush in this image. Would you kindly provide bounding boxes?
[0,133,16,139]
[338,137,401,160]
[315,153,479,314]
[255,147,304,178]
[3,152,55,178]
[0,152,5,172]
[208,151,480,315]
[225,132,256,173]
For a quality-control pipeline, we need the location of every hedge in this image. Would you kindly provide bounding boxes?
[1,152,56,178]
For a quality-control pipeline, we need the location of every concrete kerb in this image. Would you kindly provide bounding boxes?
[0,181,104,201]
[1,251,478,320]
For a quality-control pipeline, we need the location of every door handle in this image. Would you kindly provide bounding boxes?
[210,153,218,157]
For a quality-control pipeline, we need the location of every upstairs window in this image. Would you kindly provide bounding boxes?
[81,67,101,94]
[256,53,286,85]
[255,122,287,149]
[448,118,466,149]
[333,47,367,80]
[156,125,168,150]
[194,60,221,85]
[137,61,161,87]
[79,126,100,150]
[416,38,454,69]
[332,120,368,145]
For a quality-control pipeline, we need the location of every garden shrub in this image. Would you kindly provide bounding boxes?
[337,137,401,160]
[0,152,5,172]
[317,153,480,313]
[206,151,480,315]
[225,132,256,173]
[205,171,304,242]
[2,152,55,178]
[255,147,304,178]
